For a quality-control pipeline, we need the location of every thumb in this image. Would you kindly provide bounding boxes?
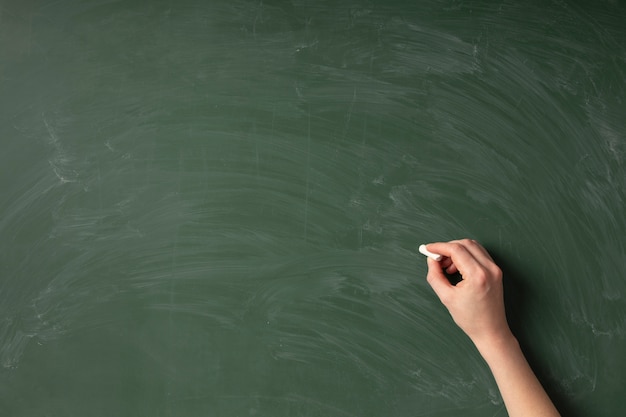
[426,257,453,303]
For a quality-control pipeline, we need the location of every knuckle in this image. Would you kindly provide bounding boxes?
[449,242,464,254]
[426,272,438,287]
[474,269,488,284]
[492,266,503,281]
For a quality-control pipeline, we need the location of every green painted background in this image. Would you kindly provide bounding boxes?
[1,1,624,415]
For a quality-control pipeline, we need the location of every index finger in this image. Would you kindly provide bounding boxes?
[427,239,494,264]
[425,241,485,277]
[447,239,494,263]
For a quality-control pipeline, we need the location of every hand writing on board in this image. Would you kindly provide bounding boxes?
[424,239,561,417]
[425,239,510,347]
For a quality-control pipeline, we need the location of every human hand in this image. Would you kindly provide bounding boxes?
[425,240,561,417]
[424,239,512,348]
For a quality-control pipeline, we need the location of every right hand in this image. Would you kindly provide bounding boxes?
[424,239,512,347]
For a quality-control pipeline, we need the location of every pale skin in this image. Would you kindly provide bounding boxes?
[425,239,561,417]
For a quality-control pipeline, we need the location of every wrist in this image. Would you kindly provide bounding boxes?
[472,329,519,362]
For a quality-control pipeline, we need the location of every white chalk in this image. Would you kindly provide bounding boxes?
[419,244,443,261]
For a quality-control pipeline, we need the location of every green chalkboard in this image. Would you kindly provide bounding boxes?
[1,0,625,416]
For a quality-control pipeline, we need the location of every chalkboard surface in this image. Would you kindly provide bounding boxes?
[1,1,625,416]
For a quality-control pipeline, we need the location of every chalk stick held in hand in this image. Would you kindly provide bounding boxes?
[419,244,443,261]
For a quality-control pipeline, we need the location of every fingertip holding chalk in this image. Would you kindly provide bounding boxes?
[419,244,443,261]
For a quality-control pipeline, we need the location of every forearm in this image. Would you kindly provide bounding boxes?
[423,240,561,416]
[474,333,561,417]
